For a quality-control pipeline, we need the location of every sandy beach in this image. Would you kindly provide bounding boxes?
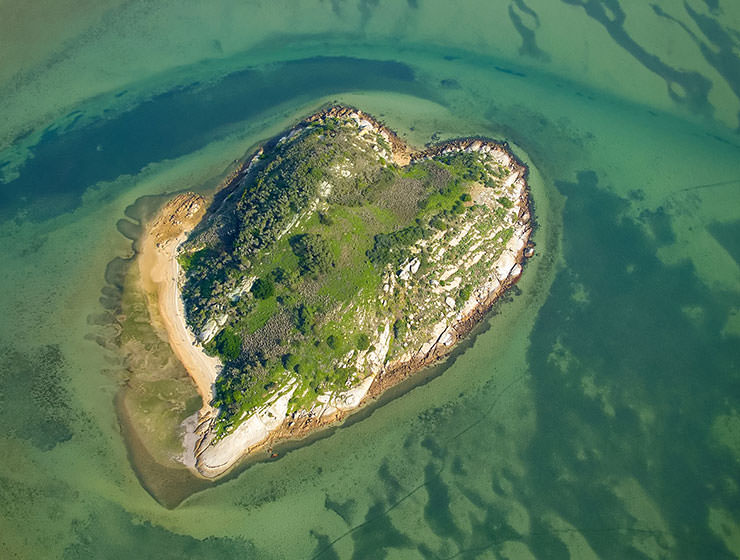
[138,193,221,412]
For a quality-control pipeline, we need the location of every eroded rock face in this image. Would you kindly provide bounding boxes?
[165,106,532,477]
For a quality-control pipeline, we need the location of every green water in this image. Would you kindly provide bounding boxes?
[1,1,739,558]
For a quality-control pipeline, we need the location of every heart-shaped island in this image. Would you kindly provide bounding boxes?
[142,106,533,477]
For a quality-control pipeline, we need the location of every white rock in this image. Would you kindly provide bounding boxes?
[198,383,297,475]
[227,275,256,300]
[465,251,485,269]
[449,223,472,247]
[365,322,392,374]
[332,375,375,410]
[440,266,458,282]
[494,251,517,281]
[503,170,521,189]
[199,313,229,343]
[418,342,433,356]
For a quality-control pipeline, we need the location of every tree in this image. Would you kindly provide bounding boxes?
[271,267,287,284]
[367,224,425,265]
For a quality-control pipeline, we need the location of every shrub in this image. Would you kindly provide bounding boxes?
[430,215,446,230]
[460,193,472,202]
[497,196,513,209]
[356,333,370,350]
[326,334,342,350]
[282,353,299,371]
[277,292,296,307]
[212,328,241,361]
[367,223,425,265]
[393,318,407,339]
[294,303,315,334]
[251,277,274,299]
[458,285,472,305]
[290,233,334,275]
[178,247,215,272]
[331,367,353,386]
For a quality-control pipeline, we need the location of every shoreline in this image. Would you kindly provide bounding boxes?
[138,194,222,412]
[144,106,533,478]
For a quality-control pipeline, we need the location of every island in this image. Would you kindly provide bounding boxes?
[140,106,533,478]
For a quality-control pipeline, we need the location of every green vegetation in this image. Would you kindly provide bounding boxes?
[290,233,334,275]
[457,285,473,306]
[367,223,426,265]
[207,328,241,361]
[293,303,315,335]
[497,196,514,209]
[179,114,522,436]
[393,318,407,339]
[177,248,215,273]
[326,334,340,349]
[251,277,274,300]
[356,333,370,351]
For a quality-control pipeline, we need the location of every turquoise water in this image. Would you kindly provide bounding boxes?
[1,1,739,558]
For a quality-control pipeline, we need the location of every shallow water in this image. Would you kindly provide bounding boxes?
[1,1,739,558]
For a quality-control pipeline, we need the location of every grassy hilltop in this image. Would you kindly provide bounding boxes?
[179,109,528,437]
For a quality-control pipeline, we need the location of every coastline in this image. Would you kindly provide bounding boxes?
[145,106,534,479]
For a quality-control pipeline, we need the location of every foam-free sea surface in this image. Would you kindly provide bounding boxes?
[1,1,739,558]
